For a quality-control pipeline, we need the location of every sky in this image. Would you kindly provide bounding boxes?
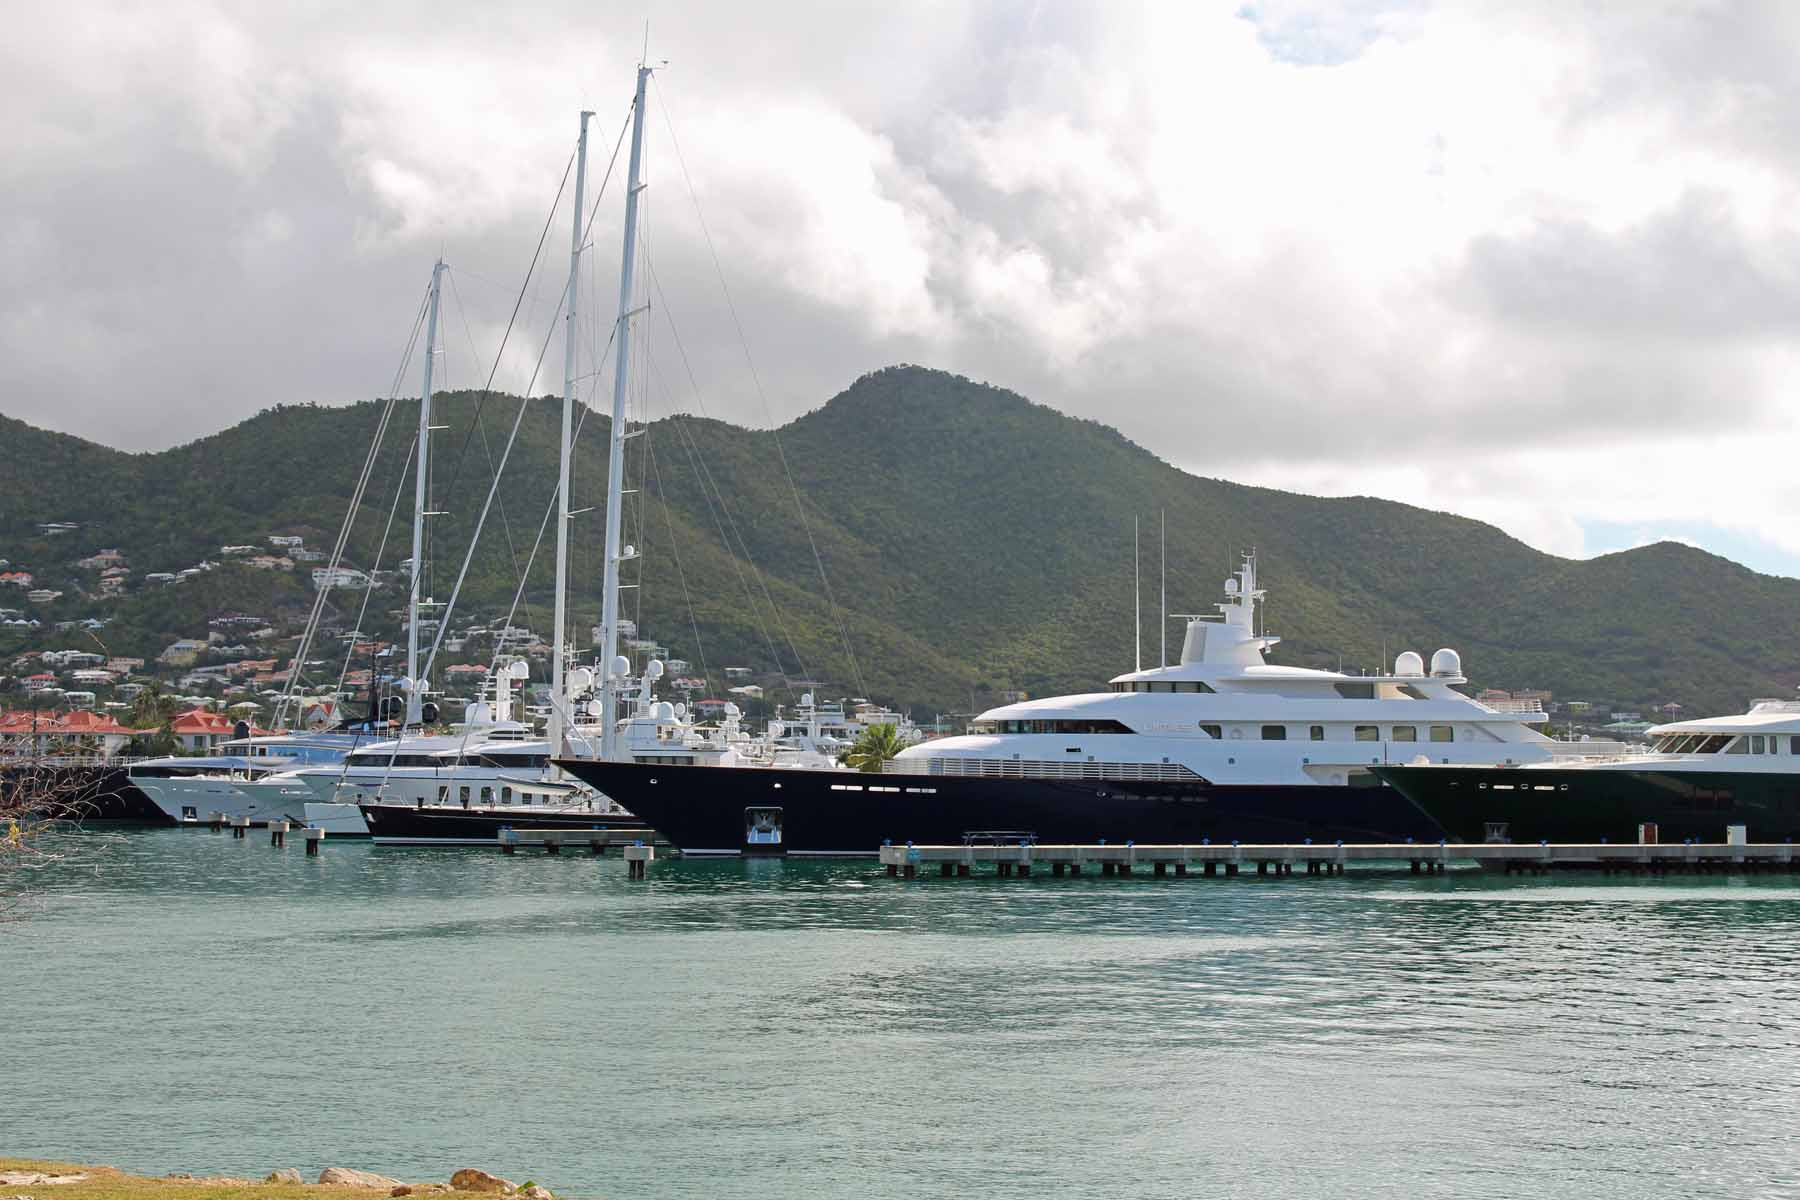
[8,1,1800,575]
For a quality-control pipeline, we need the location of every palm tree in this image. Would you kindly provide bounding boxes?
[842,723,907,774]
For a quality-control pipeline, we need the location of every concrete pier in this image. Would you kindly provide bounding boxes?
[496,827,662,856]
[876,838,1799,878]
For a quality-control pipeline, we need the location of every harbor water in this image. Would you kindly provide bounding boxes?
[6,828,1799,1198]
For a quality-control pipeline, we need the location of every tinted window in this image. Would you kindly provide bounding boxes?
[1355,725,1379,742]
[1392,726,1417,742]
[1309,725,1324,741]
[1429,725,1453,743]
[1261,725,1287,741]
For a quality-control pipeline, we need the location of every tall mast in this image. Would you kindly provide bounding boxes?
[599,65,653,761]
[1159,509,1166,669]
[550,111,593,756]
[1133,515,1142,673]
[405,259,444,727]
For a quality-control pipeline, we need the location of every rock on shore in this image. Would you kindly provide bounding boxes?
[320,1169,404,1188]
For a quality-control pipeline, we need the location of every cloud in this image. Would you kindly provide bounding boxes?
[5,0,1800,575]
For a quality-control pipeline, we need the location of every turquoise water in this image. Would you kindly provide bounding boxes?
[5,829,1799,1198]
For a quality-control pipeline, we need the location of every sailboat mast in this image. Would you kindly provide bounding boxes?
[599,65,653,762]
[405,259,444,727]
[550,111,593,756]
[1159,509,1166,669]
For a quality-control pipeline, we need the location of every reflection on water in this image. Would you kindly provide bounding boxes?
[5,829,1798,1199]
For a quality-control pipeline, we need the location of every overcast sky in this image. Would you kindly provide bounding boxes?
[9,1,1800,574]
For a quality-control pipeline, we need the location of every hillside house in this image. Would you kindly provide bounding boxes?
[76,549,125,570]
[220,545,258,556]
[168,707,268,753]
[0,709,148,756]
[312,567,370,589]
[26,589,62,604]
[0,571,32,588]
[268,535,304,548]
[158,639,207,667]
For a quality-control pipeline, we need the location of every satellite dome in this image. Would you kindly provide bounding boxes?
[1224,578,1239,595]
[646,659,665,679]
[1394,651,1425,677]
[652,701,675,721]
[611,655,631,678]
[506,660,530,680]
[1429,648,1462,678]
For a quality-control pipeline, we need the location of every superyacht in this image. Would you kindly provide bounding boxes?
[1373,698,1800,843]
[556,555,1617,855]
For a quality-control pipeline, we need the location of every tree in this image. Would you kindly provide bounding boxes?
[842,723,906,773]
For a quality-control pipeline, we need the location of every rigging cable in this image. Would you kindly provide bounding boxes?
[652,75,868,698]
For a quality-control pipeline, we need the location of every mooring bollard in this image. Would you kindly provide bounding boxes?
[625,841,654,879]
[231,815,249,839]
[303,826,324,856]
[269,820,288,847]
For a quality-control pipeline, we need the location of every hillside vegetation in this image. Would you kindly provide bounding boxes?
[2,365,1793,716]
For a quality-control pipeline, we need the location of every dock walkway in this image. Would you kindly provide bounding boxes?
[877,840,1799,878]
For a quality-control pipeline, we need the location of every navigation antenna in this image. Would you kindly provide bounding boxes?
[1133,516,1142,673]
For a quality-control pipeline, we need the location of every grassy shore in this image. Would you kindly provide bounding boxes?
[0,1160,410,1200]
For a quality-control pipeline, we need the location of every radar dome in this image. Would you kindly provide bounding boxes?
[1223,578,1239,595]
[645,659,665,679]
[568,666,594,693]
[611,655,631,678]
[1429,648,1462,678]
[1394,651,1424,677]
[506,660,530,680]
[652,701,675,721]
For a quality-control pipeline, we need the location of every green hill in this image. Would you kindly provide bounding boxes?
[2,366,1794,717]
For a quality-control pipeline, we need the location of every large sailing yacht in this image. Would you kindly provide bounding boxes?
[556,554,1616,856]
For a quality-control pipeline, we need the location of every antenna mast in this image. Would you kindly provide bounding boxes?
[404,259,444,727]
[1159,509,1166,669]
[599,65,653,761]
[1134,516,1142,673]
[550,111,593,757]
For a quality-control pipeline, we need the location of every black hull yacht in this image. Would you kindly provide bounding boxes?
[554,556,1613,858]
[1374,698,1800,845]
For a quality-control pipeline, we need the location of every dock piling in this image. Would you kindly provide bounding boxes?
[230,815,249,839]
[303,827,324,856]
[269,820,288,848]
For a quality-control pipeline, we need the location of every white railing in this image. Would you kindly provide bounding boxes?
[886,757,1204,783]
[1546,740,1631,758]
[1483,698,1546,715]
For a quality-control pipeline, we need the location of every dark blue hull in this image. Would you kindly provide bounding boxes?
[552,760,1446,856]
[1373,765,1800,845]
[358,802,652,845]
[2,764,169,823]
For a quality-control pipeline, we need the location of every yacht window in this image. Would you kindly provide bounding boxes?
[1334,683,1375,699]
[970,721,997,734]
[992,719,1135,735]
[481,786,493,802]
[1261,725,1287,741]
[1430,725,1454,743]
[1200,724,1222,739]
[1309,725,1325,741]
[1355,725,1379,742]
[436,786,448,802]
[502,787,512,804]
[1793,736,1800,755]
[1696,735,1731,754]
[1725,737,1748,755]
[459,785,470,804]
[1392,726,1417,742]
[1180,681,1215,693]
[1751,735,1765,754]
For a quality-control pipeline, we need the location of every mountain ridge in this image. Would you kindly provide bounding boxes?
[1,365,1792,717]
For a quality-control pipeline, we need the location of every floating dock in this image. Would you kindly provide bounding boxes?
[876,839,1800,878]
